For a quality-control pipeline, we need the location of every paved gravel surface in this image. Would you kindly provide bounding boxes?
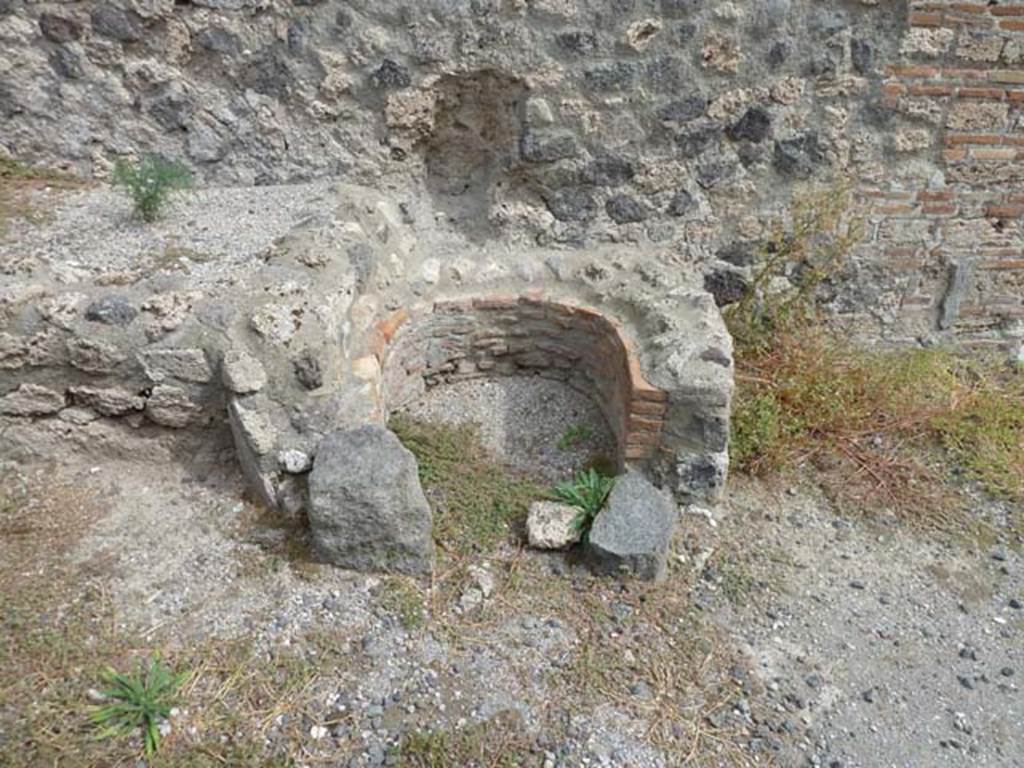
[2,181,334,278]
[694,481,1024,768]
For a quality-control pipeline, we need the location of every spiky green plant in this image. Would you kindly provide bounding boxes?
[554,468,615,539]
[111,154,192,222]
[91,655,188,755]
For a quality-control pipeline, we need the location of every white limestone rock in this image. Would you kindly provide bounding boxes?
[527,500,583,550]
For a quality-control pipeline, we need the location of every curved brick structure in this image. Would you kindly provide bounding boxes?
[378,296,667,468]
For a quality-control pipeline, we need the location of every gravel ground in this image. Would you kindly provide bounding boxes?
[4,426,1023,766]
[397,376,617,483]
[1,181,334,279]
[691,481,1024,768]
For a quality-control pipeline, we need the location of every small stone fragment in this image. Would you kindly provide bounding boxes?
[68,385,145,416]
[139,348,212,384]
[0,384,65,416]
[145,385,202,428]
[85,296,138,326]
[67,338,126,374]
[222,349,267,394]
[278,449,312,474]
[527,501,583,550]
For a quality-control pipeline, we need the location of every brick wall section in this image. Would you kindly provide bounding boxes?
[372,296,667,467]
[870,1,1024,348]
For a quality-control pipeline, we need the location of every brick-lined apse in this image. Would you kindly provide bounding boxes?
[378,296,666,467]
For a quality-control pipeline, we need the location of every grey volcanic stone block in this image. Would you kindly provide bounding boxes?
[308,426,433,575]
[85,296,137,326]
[0,384,64,416]
[222,349,266,394]
[586,470,675,581]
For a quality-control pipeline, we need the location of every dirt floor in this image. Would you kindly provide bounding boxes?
[1,400,1021,767]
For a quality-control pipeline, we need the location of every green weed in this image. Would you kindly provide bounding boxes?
[112,154,192,222]
[554,468,615,540]
[91,656,188,756]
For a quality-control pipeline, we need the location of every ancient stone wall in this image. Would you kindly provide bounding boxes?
[1,0,1022,351]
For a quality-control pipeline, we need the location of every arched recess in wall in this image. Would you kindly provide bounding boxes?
[375,295,668,470]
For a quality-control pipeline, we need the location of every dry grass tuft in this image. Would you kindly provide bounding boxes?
[393,710,535,767]
[390,414,551,556]
[727,183,1024,535]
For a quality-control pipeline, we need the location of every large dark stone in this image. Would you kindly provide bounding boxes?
[696,157,736,189]
[287,19,312,53]
[716,241,755,267]
[334,9,353,29]
[520,131,578,164]
[767,41,789,69]
[243,52,293,99]
[544,188,596,222]
[658,96,707,124]
[148,88,194,130]
[851,38,875,75]
[292,350,323,390]
[39,13,81,43]
[727,107,773,143]
[308,426,433,575]
[646,56,687,92]
[675,23,697,44]
[667,188,695,217]
[556,30,597,55]
[582,156,635,187]
[370,59,412,89]
[196,26,241,55]
[583,62,635,91]
[85,296,137,326]
[704,268,749,307]
[606,194,648,224]
[586,470,675,581]
[49,48,84,80]
[90,6,143,43]
[675,122,720,158]
[774,133,827,178]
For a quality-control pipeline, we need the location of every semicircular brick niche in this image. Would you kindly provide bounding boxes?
[378,295,670,470]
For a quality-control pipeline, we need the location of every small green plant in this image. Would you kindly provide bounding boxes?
[91,655,188,756]
[111,154,192,222]
[557,423,594,450]
[554,468,615,539]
